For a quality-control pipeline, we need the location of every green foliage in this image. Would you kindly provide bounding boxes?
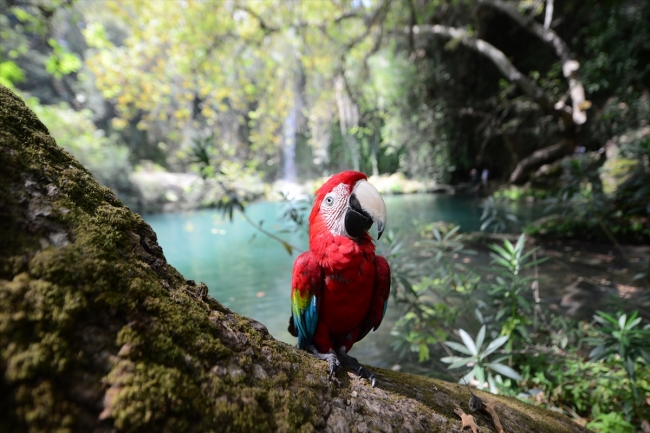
[480,196,519,233]
[390,225,649,428]
[45,39,82,79]
[492,185,549,202]
[527,139,650,243]
[580,1,650,98]
[441,325,521,393]
[587,412,636,433]
[376,48,455,182]
[0,60,24,88]
[529,353,650,428]
[389,225,479,363]
[588,311,650,368]
[487,234,545,342]
[587,311,650,407]
[81,0,390,178]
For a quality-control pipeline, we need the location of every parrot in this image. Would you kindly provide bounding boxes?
[288,170,391,387]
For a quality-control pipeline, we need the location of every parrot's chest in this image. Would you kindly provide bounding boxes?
[320,254,376,333]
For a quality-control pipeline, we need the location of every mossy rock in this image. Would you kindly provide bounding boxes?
[0,85,591,432]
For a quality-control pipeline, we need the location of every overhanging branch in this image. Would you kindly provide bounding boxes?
[478,0,587,125]
[407,24,573,127]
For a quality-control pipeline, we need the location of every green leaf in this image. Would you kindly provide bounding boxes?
[626,317,641,330]
[638,348,650,364]
[594,311,618,326]
[418,342,430,362]
[504,239,515,254]
[489,244,511,260]
[475,325,486,352]
[459,366,477,386]
[440,356,463,364]
[487,373,498,394]
[514,233,526,254]
[589,345,608,361]
[474,308,484,324]
[445,341,473,355]
[490,255,512,270]
[0,61,25,88]
[485,362,522,380]
[618,314,627,330]
[482,335,509,357]
[475,366,486,389]
[442,225,460,241]
[459,328,478,356]
[448,357,474,369]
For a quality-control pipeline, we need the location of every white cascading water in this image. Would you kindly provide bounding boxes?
[279,86,307,201]
[281,103,298,184]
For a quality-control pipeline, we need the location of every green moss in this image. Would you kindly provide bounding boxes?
[493,185,551,202]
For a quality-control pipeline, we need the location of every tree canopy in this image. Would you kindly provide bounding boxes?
[3,0,649,183]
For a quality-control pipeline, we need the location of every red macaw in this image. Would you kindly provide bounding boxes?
[288,171,390,386]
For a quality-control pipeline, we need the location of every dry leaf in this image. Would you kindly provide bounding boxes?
[484,400,505,433]
[454,407,480,433]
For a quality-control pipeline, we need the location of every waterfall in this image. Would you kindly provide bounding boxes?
[278,83,305,201]
[281,103,299,183]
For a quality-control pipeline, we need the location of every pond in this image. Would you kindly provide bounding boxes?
[142,193,533,369]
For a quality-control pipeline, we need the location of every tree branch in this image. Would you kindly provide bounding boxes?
[544,0,554,30]
[509,139,571,183]
[237,5,281,34]
[345,0,391,49]
[407,24,573,127]
[478,0,587,125]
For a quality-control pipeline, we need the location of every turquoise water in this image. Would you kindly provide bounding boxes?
[143,193,488,367]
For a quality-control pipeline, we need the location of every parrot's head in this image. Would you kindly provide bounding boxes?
[310,171,387,241]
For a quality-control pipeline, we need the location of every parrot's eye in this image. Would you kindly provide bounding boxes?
[324,196,335,206]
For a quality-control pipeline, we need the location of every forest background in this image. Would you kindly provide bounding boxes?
[1,0,650,431]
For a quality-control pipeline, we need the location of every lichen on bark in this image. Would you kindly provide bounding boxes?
[0,84,591,433]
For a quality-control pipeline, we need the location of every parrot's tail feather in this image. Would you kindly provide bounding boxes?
[288,315,298,337]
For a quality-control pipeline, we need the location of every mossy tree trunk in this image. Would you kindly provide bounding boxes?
[0,85,590,433]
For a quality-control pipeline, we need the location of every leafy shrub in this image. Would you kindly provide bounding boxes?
[388,228,649,429]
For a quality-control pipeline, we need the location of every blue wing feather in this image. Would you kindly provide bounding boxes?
[291,252,322,349]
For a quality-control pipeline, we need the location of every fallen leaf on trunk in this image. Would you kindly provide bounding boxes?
[484,400,505,433]
[454,407,480,433]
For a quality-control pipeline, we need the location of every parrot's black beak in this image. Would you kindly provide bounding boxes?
[344,180,387,240]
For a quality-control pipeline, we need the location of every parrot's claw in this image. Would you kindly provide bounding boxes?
[308,346,340,382]
[356,366,376,388]
[367,371,376,388]
[337,349,377,387]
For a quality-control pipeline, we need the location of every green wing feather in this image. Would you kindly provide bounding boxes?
[290,252,322,349]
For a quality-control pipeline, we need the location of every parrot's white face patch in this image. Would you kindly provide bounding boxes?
[320,183,349,236]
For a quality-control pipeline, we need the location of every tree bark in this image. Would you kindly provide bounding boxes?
[509,140,572,183]
[0,85,590,432]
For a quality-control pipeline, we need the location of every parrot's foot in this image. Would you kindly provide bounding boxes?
[308,346,341,383]
[336,348,377,388]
